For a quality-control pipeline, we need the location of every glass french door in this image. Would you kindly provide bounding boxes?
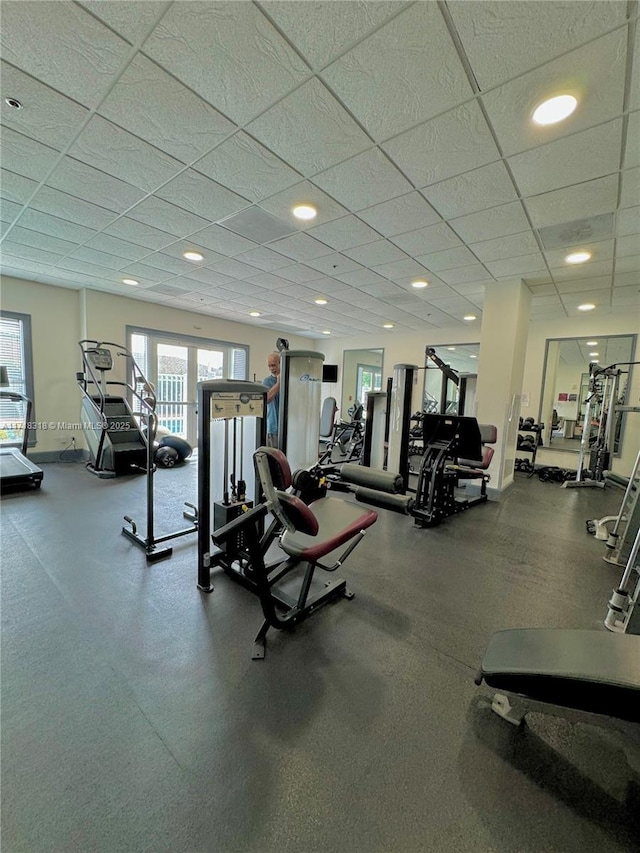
[129,331,245,447]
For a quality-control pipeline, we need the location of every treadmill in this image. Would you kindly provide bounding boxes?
[0,390,44,490]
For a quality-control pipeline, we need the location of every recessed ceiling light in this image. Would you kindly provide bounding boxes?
[447,346,456,351]
[321,330,331,335]
[463,315,477,321]
[249,311,261,317]
[5,97,23,110]
[383,323,394,329]
[122,278,139,285]
[315,298,328,305]
[591,360,600,364]
[565,251,591,264]
[293,204,317,221]
[578,303,595,311]
[586,341,598,346]
[532,94,577,126]
[589,352,599,357]
[469,354,477,359]
[183,251,204,261]
[411,280,428,289]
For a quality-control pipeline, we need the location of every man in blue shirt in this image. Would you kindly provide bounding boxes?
[263,352,281,447]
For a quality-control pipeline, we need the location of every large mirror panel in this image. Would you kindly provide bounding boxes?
[539,335,636,454]
[423,344,480,416]
[341,348,383,419]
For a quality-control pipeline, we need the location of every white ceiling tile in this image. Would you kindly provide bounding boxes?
[69,116,185,193]
[527,283,558,296]
[155,169,250,222]
[620,167,640,210]
[484,253,547,279]
[448,0,626,89]
[615,254,640,273]
[30,186,116,230]
[616,206,640,237]
[413,246,479,272]
[542,238,615,268]
[0,63,90,151]
[181,268,235,288]
[382,102,501,187]
[1,241,67,266]
[482,29,627,157]
[560,287,612,309]
[611,270,640,288]
[0,127,60,182]
[306,215,381,251]
[195,132,300,202]
[190,224,257,257]
[313,148,413,211]
[551,259,614,280]
[370,259,431,282]
[301,276,354,294]
[244,272,294,290]
[68,246,129,270]
[84,233,150,261]
[343,240,408,267]
[46,157,145,213]
[392,222,463,255]
[525,175,619,228]
[554,275,612,293]
[207,257,266,281]
[422,162,519,220]
[114,261,172,283]
[17,209,97,244]
[630,26,640,111]
[125,197,209,238]
[0,170,39,206]
[7,226,80,257]
[259,182,348,228]
[259,1,406,69]
[0,199,22,225]
[56,256,118,278]
[267,233,334,262]
[276,263,326,284]
[356,281,405,299]
[143,1,308,125]
[304,252,362,277]
[134,252,200,276]
[625,111,640,170]
[508,120,622,197]
[450,200,531,243]
[246,78,371,176]
[470,231,540,263]
[77,1,168,45]
[0,1,131,107]
[611,285,640,305]
[102,216,175,249]
[437,264,492,285]
[234,246,292,272]
[98,54,237,164]
[358,192,441,237]
[321,3,473,140]
[332,269,389,288]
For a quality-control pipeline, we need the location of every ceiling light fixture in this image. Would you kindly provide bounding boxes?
[532,94,577,126]
[463,314,476,321]
[589,351,599,357]
[447,347,456,351]
[578,303,596,312]
[383,323,394,329]
[411,280,428,289]
[586,341,598,346]
[321,330,331,335]
[183,251,204,261]
[122,278,139,285]
[315,298,328,305]
[565,251,591,264]
[469,354,477,359]
[249,311,261,317]
[293,204,317,221]
[5,97,23,110]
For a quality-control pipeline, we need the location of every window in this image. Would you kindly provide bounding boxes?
[0,311,35,446]
[127,327,249,445]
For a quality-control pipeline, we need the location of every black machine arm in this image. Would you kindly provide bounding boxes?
[425,347,459,385]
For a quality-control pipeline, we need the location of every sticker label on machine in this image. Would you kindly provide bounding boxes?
[210,392,265,420]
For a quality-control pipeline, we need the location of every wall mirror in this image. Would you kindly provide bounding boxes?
[423,343,480,416]
[341,348,384,418]
[539,334,636,454]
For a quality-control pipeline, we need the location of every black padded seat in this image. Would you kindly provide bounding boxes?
[480,629,640,723]
[281,497,377,562]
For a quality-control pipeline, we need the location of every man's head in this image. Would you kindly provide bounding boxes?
[267,352,280,376]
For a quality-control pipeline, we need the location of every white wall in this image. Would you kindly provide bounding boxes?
[1,276,311,453]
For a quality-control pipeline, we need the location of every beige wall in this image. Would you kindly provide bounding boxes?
[1,276,311,453]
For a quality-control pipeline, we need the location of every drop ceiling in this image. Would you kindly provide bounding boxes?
[1,0,638,340]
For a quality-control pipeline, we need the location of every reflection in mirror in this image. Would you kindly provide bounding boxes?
[341,348,383,420]
[423,344,480,416]
[540,335,636,454]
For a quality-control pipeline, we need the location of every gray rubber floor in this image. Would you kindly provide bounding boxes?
[2,459,638,853]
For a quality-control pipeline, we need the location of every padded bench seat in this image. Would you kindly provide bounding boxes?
[479,628,640,723]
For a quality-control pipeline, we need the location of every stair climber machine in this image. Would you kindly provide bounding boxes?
[77,341,197,562]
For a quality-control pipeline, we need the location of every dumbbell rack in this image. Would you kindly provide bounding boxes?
[516,424,543,477]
